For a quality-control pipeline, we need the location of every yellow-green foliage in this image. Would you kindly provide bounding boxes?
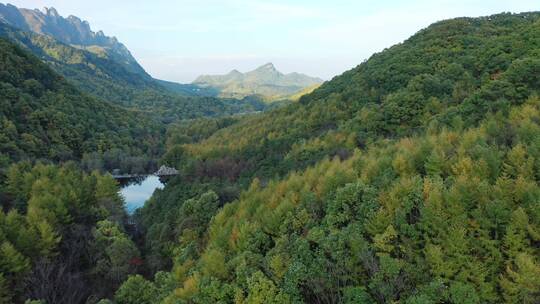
[0,163,128,302]
[170,99,540,303]
[140,12,540,303]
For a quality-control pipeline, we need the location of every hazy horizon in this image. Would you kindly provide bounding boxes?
[4,0,540,83]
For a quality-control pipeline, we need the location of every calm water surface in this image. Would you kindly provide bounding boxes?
[119,175,164,213]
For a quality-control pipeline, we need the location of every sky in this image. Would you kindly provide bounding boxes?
[5,0,540,83]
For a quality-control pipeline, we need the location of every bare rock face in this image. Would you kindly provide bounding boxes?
[0,3,147,76]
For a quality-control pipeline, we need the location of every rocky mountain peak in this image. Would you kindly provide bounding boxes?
[193,63,323,99]
[258,62,277,71]
[229,69,242,75]
[43,7,59,17]
[0,3,147,76]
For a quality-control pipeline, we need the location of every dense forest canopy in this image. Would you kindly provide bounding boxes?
[0,9,539,304]
[0,163,144,302]
[156,98,539,303]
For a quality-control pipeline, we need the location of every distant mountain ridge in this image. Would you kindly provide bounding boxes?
[0,3,146,75]
[0,21,168,106]
[194,63,323,100]
[0,4,320,103]
[0,6,268,121]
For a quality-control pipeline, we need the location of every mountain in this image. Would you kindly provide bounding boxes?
[135,12,540,303]
[0,20,266,122]
[0,4,223,99]
[0,4,270,122]
[0,3,147,76]
[0,22,161,104]
[193,62,324,100]
[0,36,162,166]
[178,11,540,177]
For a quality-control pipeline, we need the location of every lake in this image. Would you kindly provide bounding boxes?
[119,175,164,213]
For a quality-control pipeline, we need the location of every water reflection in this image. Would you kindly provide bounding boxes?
[119,175,164,214]
[117,175,147,187]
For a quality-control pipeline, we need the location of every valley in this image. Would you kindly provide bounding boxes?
[0,3,539,304]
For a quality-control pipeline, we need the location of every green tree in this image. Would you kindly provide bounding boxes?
[115,275,158,304]
[245,271,290,304]
[92,220,141,285]
[500,253,540,303]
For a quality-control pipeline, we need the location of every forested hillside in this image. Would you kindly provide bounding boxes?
[167,11,540,180]
[128,12,540,303]
[0,37,163,170]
